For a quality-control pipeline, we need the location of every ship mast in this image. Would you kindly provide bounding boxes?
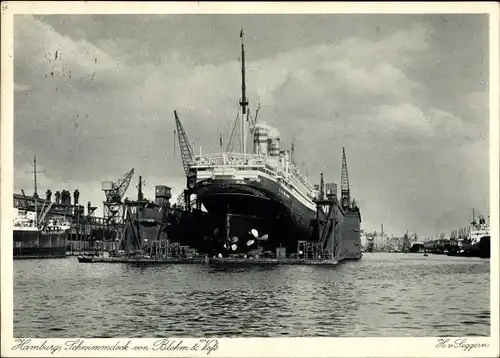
[34,155,38,226]
[239,28,248,157]
[31,155,45,227]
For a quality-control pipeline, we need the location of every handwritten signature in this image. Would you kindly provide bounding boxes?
[436,338,490,352]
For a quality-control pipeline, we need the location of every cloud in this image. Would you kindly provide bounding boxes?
[375,103,434,138]
[14,83,31,92]
[12,15,489,236]
[429,108,465,138]
[334,23,433,67]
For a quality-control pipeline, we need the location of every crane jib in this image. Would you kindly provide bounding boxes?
[174,110,195,176]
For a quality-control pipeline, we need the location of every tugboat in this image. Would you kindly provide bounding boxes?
[77,255,93,263]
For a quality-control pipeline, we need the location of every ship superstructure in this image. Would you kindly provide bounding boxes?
[468,213,490,245]
[13,203,70,259]
[13,156,70,258]
[461,210,490,257]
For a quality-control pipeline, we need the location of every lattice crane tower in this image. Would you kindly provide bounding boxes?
[174,110,194,177]
[341,147,350,209]
[102,168,134,228]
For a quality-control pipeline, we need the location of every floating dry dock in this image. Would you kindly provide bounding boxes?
[78,256,343,266]
[77,193,362,267]
[76,172,362,267]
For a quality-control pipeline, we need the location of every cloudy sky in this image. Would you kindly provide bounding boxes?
[13,13,489,237]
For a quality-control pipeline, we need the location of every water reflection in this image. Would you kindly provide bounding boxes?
[14,253,490,337]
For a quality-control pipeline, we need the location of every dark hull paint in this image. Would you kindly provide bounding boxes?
[77,256,94,263]
[447,236,490,259]
[126,179,361,259]
[13,229,68,259]
[409,243,425,253]
[192,177,316,252]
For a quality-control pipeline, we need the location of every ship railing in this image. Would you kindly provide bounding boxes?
[283,166,316,200]
[288,165,315,192]
[13,220,36,228]
[271,166,317,203]
[191,152,316,198]
[191,153,279,179]
[191,152,268,167]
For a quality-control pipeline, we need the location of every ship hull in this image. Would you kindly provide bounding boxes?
[190,177,316,253]
[13,229,68,259]
[129,177,362,260]
[447,236,490,259]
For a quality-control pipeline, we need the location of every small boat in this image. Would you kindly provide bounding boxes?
[77,255,93,263]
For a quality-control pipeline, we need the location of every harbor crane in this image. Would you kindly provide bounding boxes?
[174,110,198,209]
[102,168,134,231]
[340,147,350,209]
[174,110,194,177]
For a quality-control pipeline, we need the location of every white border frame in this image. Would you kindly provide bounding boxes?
[1,2,498,357]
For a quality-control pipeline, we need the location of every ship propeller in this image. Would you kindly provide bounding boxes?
[249,229,269,241]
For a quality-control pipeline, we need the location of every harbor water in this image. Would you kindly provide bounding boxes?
[14,253,490,337]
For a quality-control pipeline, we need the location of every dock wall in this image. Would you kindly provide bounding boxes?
[66,240,119,254]
[323,210,362,262]
[339,215,362,260]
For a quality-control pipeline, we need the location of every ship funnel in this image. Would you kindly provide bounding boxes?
[253,124,268,155]
[254,123,280,156]
[266,126,280,157]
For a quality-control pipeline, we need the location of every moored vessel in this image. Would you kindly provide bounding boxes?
[13,207,70,259]
[448,210,490,258]
[172,30,362,260]
[13,155,70,259]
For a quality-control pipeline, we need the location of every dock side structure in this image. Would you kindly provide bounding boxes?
[314,173,362,262]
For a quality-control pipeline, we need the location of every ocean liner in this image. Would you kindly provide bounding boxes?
[175,30,362,257]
